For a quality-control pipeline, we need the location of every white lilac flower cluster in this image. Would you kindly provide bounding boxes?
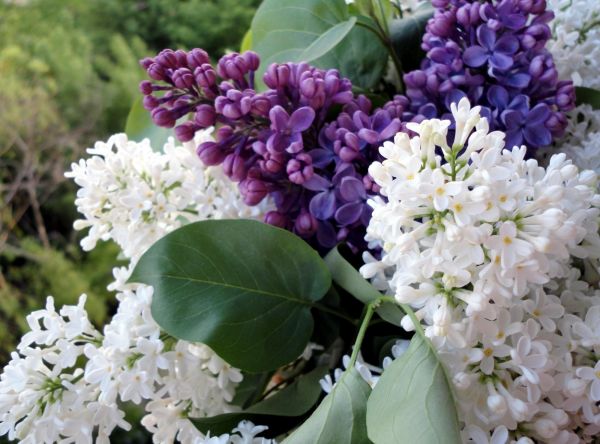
[66,131,263,260]
[0,132,273,443]
[548,0,600,90]
[362,98,600,443]
[545,0,600,176]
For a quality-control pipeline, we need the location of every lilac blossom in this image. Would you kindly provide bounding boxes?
[398,0,575,150]
[139,49,404,251]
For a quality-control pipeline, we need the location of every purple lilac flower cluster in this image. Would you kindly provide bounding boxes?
[139,49,403,250]
[400,0,575,149]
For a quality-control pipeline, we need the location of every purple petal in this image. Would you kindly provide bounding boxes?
[266,133,288,153]
[335,202,364,225]
[487,85,509,109]
[463,46,489,68]
[429,47,454,65]
[523,124,552,148]
[490,52,514,70]
[527,104,551,125]
[289,106,316,132]
[505,129,523,149]
[504,72,531,89]
[339,176,366,202]
[316,221,338,249]
[309,149,335,168]
[508,95,529,114]
[477,25,496,50]
[309,191,337,220]
[502,110,523,129]
[358,128,380,144]
[379,119,402,140]
[269,106,289,131]
[495,35,519,54]
[303,174,331,191]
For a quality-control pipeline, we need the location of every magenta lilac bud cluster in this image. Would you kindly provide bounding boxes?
[139,49,403,250]
[401,0,575,149]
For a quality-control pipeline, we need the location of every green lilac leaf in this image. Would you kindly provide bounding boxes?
[390,3,433,73]
[282,368,371,444]
[366,334,461,444]
[193,366,328,437]
[124,97,172,152]
[129,219,331,372]
[575,86,600,109]
[251,0,387,89]
[299,17,357,63]
[324,246,404,326]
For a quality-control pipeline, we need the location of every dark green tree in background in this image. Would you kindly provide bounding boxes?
[0,0,259,375]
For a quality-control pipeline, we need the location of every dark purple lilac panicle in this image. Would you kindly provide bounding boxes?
[397,0,575,150]
[139,50,404,251]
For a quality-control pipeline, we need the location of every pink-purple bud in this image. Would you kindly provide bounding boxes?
[139,80,154,95]
[194,104,216,127]
[175,122,199,142]
[264,63,290,89]
[151,108,175,127]
[223,153,247,181]
[264,211,288,228]
[187,48,209,69]
[240,178,268,205]
[172,68,195,89]
[295,211,318,236]
[197,141,226,166]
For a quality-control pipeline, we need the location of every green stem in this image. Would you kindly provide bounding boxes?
[348,296,396,368]
[313,302,359,326]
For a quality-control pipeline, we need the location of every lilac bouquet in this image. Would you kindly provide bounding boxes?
[2,1,600,443]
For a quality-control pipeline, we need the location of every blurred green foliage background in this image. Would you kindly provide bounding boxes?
[0,1,259,438]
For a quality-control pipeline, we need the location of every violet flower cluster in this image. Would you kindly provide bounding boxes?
[139,49,404,250]
[399,0,575,149]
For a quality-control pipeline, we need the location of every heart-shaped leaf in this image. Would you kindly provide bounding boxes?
[193,366,328,437]
[251,0,387,89]
[130,219,331,372]
[367,334,461,444]
[283,368,371,444]
[124,97,173,151]
[325,246,404,326]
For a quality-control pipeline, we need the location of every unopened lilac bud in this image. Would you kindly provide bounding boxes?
[242,51,260,71]
[264,211,288,228]
[223,153,247,181]
[215,96,243,119]
[143,95,159,110]
[156,49,179,69]
[404,70,427,88]
[251,95,271,116]
[195,64,217,88]
[261,151,285,173]
[175,122,199,142]
[295,211,318,236]
[140,57,154,70]
[252,141,267,155]
[264,63,290,89]
[194,104,216,127]
[187,48,209,69]
[172,68,195,89]
[286,153,313,184]
[151,108,175,127]
[139,80,154,95]
[240,178,268,205]
[148,63,166,81]
[197,141,226,166]
[300,77,317,98]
